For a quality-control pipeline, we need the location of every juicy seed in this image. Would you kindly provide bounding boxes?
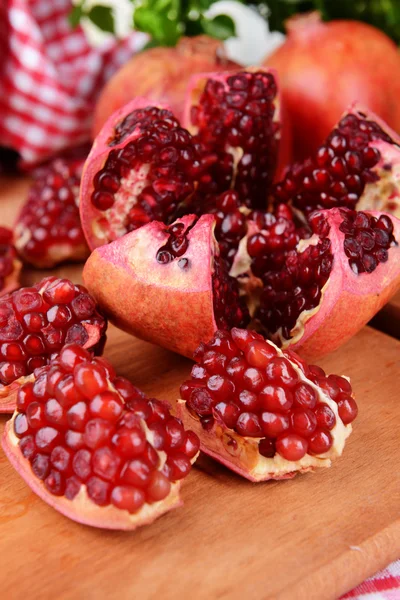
[181,329,358,462]
[14,344,198,515]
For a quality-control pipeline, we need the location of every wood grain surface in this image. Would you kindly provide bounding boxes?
[0,177,399,599]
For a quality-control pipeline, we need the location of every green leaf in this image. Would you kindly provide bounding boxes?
[69,3,84,28]
[200,14,236,40]
[88,5,115,33]
[134,7,181,46]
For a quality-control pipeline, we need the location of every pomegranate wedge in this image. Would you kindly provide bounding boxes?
[178,329,357,481]
[83,214,249,358]
[80,97,201,250]
[273,105,400,218]
[2,345,199,530]
[0,277,107,413]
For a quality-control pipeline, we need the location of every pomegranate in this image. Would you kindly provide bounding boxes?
[2,344,199,530]
[178,328,357,481]
[80,98,202,250]
[92,36,238,138]
[0,277,107,413]
[237,207,400,359]
[15,158,89,268]
[264,12,400,161]
[273,106,400,219]
[83,214,249,358]
[182,68,281,208]
[0,227,21,297]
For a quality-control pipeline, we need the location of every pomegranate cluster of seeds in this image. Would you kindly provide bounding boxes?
[191,71,279,208]
[0,277,107,386]
[156,221,190,267]
[180,329,357,462]
[0,227,18,294]
[274,112,394,215]
[207,191,247,267]
[13,345,199,512]
[212,257,250,331]
[15,159,88,267]
[91,106,201,231]
[339,209,397,274]
[247,204,309,279]
[256,213,333,341]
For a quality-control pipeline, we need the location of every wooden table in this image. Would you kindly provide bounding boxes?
[0,177,399,599]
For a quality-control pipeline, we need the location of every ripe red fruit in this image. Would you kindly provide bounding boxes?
[264,12,400,161]
[2,344,199,530]
[178,328,357,481]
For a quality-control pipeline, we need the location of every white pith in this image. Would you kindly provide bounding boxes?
[179,339,352,480]
[93,164,150,242]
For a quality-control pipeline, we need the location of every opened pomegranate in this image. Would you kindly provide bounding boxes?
[0,277,107,413]
[273,106,400,219]
[178,328,356,481]
[80,98,202,250]
[92,36,238,138]
[264,12,400,161]
[15,158,89,268]
[182,69,281,208]
[0,227,21,297]
[2,344,199,530]
[238,208,400,359]
[83,214,249,358]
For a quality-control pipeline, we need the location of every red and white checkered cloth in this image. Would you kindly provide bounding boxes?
[342,560,400,599]
[0,0,144,167]
[0,1,398,596]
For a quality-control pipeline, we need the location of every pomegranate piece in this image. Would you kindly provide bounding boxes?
[92,35,239,137]
[0,227,21,297]
[1,345,199,530]
[178,328,356,481]
[233,207,400,360]
[15,158,89,268]
[0,277,107,413]
[273,106,400,219]
[83,214,249,358]
[183,69,281,209]
[80,98,202,250]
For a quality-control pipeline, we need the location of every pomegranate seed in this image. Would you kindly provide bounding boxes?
[35,427,62,453]
[86,476,110,506]
[308,429,333,455]
[235,412,262,437]
[291,408,317,438]
[337,394,358,424]
[92,447,121,481]
[121,459,151,487]
[164,451,191,480]
[314,404,336,430]
[244,340,278,368]
[259,437,276,458]
[146,472,171,502]
[179,431,200,459]
[89,391,124,422]
[32,454,50,480]
[72,449,92,481]
[214,401,240,428]
[14,413,31,438]
[259,385,293,412]
[265,357,299,387]
[293,382,317,409]
[66,401,89,431]
[260,412,290,438]
[50,446,72,472]
[83,418,113,449]
[74,363,108,397]
[110,486,145,513]
[112,426,147,458]
[276,434,308,461]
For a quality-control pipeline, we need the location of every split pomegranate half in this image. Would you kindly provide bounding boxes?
[0,277,107,413]
[15,158,89,268]
[83,214,249,358]
[178,328,357,481]
[273,105,400,218]
[2,344,199,530]
[80,97,202,250]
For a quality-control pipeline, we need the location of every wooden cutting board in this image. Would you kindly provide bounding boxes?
[0,177,399,599]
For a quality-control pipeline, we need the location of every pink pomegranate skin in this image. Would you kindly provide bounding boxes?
[83,215,219,358]
[92,36,239,138]
[264,12,400,161]
[290,209,400,360]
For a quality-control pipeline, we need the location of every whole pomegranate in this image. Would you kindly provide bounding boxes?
[264,12,400,161]
[92,36,239,138]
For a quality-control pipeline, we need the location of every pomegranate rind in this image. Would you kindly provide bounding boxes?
[83,214,218,358]
[288,208,400,359]
[177,341,352,481]
[1,418,183,531]
[80,97,171,250]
